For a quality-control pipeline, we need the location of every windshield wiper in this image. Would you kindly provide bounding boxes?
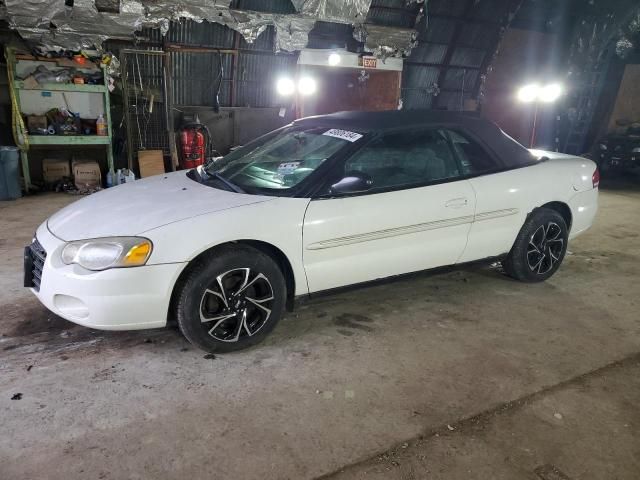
[207,171,246,194]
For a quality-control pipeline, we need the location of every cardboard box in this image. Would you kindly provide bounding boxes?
[72,157,98,169]
[27,115,48,134]
[42,159,71,184]
[138,150,165,178]
[73,162,102,190]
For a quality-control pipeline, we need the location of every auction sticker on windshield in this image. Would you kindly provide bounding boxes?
[323,129,363,142]
[277,162,300,175]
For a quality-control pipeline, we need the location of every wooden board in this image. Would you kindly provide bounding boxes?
[138,150,165,178]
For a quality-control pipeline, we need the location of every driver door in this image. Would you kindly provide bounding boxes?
[302,128,476,293]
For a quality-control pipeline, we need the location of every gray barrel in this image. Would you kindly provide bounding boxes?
[0,147,22,200]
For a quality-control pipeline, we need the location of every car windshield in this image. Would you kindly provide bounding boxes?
[203,126,360,192]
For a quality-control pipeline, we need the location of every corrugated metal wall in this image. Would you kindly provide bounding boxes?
[105,0,523,114]
[108,20,298,109]
[170,52,234,107]
[235,53,297,107]
[107,19,297,158]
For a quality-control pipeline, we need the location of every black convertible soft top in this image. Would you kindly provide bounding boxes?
[294,110,537,169]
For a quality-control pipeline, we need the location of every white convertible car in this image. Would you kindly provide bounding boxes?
[25,111,599,352]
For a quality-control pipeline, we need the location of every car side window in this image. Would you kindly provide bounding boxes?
[342,129,461,192]
[445,129,500,175]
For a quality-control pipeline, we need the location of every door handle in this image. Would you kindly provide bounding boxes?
[445,198,469,208]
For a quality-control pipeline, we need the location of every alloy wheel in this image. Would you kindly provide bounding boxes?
[527,222,564,275]
[199,268,274,342]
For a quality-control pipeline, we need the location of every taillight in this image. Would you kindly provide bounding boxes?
[592,168,600,188]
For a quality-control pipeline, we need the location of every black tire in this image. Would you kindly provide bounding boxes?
[175,245,286,353]
[503,208,569,283]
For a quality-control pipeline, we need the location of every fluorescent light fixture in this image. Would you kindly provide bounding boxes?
[328,53,341,66]
[517,83,540,103]
[298,76,317,96]
[276,77,295,96]
[539,83,563,103]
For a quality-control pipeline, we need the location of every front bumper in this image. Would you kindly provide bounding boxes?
[28,222,186,331]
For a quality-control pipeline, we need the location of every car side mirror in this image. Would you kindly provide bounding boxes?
[330,172,374,195]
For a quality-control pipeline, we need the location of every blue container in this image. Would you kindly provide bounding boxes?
[0,147,22,200]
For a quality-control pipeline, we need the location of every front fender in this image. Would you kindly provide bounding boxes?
[143,197,311,296]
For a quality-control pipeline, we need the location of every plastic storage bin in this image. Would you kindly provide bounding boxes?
[0,146,22,200]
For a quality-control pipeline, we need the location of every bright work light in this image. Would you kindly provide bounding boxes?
[328,53,341,66]
[276,77,295,96]
[539,83,563,103]
[298,77,317,96]
[517,82,564,103]
[517,83,541,103]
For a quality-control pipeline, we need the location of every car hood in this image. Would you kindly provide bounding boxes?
[47,171,274,241]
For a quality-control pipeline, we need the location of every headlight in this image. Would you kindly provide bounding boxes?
[632,147,640,153]
[599,144,607,151]
[61,237,152,271]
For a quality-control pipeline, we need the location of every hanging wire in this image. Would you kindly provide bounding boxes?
[134,53,143,149]
[460,68,466,111]
[137,54,153,147]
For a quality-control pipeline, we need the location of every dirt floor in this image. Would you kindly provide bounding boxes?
[1,175,639,480]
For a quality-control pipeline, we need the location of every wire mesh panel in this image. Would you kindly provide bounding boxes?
[121,50,170,159]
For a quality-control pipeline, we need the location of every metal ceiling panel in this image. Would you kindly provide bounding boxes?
[435,90,474,110]
[449,46,486,68]
[441,67,479,90]
[402,89,434,109]
[366,0,422,28]
[166,20,236,48]
[366,6,418,28]
[307,21,354,48]
[428,0,469,17]
[230,0,296,14]
[457,23,495,49]
[470,0,508,22]
[421,17,456,43]
[409,42,448,64]
[403,64,440,88]
[404,0,524,111]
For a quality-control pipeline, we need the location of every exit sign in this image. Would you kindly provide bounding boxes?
[359,56,377,69]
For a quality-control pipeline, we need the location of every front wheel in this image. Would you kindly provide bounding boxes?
[503,208,569,283]
[175,246,287,353]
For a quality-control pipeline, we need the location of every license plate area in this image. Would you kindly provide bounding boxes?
[24,246,34,288]
[24,240,46,291]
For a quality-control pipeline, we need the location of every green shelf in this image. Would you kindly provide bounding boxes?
[7,48,114,191]
[27,135,111,145]
[15,81,107,93]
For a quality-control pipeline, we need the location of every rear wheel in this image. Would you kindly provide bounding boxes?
[503,208,568,282]
[175,245,286,353]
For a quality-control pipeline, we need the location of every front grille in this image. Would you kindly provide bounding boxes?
[28,239,47,291]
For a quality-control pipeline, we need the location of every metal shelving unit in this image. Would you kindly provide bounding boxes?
[6,49,114,190]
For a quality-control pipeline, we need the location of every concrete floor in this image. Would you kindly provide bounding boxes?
[1,175,639,480]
